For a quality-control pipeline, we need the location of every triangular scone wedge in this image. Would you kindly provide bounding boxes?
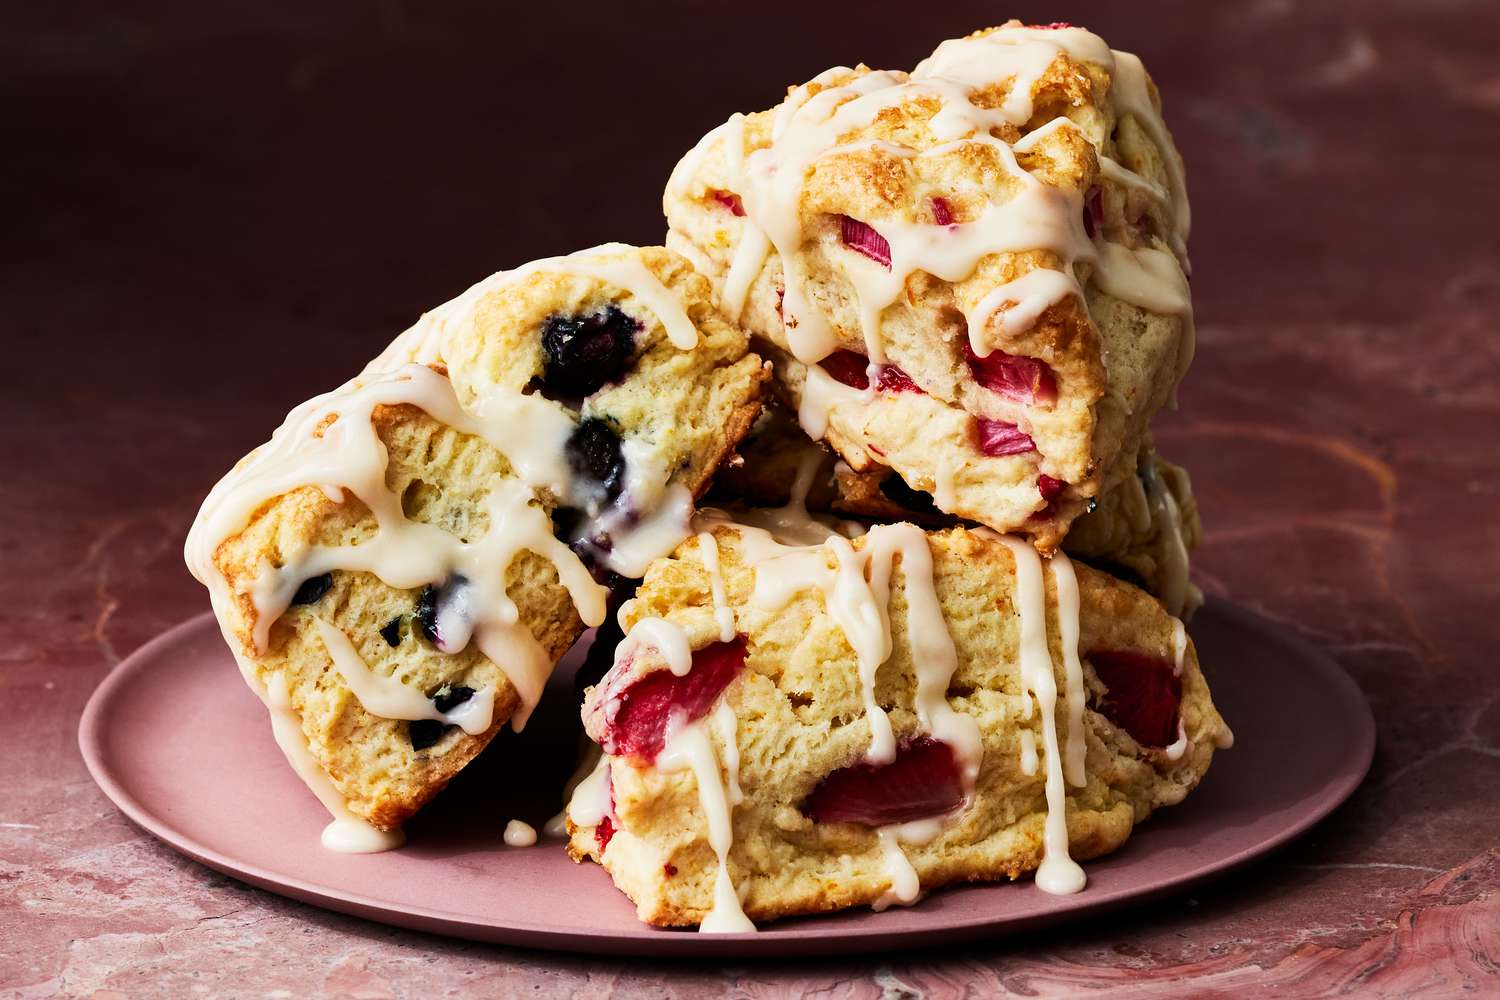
[664,22,1193,549]
[185,245,768,843]
[567,522,1229,927]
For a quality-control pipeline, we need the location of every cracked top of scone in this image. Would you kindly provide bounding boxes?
[664,22,1193,550]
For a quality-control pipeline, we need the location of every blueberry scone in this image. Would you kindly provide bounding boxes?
[664,22,1193,550]
[184,244,769,850]
[565,521,1230,928]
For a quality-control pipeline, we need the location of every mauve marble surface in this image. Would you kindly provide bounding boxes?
[3,0,1497,996]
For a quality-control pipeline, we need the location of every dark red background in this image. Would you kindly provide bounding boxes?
[5,0,1497,993]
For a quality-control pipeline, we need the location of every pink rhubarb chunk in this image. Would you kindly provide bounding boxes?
[975,418,1036,456]
[803,736,964,826]
[598,638,747,763]
[963,342,1058,404]
[821,349,923,394]
[839,215,892,268]
[1088,649,1183,748]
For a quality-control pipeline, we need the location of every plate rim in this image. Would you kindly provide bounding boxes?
[77,603,1376,957]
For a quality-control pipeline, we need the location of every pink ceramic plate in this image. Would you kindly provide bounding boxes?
[78,601,1372,957]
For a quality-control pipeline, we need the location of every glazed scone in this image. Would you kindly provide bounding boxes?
[712,403,1202,615]
[184,244,768,847]
[664,22,1193,550]
[566,522,1230,928]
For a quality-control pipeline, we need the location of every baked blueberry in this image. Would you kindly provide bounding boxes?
[540,306,640,398]
[415,575,471,649]
[379,616,403,647]
[290,573,332,605]
[565,418,627,507]
[432,685,475,713]
[407,719,448,751]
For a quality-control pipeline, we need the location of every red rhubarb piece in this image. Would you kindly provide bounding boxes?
[595,815,616,852]
[974,418,1036,456]
[931,196,955,227]
[963,342,1057,404]
[821,349,922,394]
[1088,649,1182,747]
[803,736,964,825]
[598,638,747,763]
[712,190,745,217]
[1037,474,1065,502]
[839,215,892,268]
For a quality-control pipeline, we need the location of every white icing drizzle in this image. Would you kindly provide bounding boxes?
[616,617,694,677]
[748,522,981,779]
[596,483,695,578]
[871,817,946,911]
[1162,720,1190,763]
[698,532,737,641]
[712,700,743,806]
[686,24,1193,451]
[545,743,602,838]
[873,828,920,911]
[1049,552,1089,788]
[964,268,1082,358]
[1171,618,1187,677]
[566,754,612,829]
[503,819,537,847]
[313,618,496,735]
[1018,730,1039,776]
[262,672,406,854]
[990,533,1086,895]
[657,714,754,933]
[1144,460,1193,619]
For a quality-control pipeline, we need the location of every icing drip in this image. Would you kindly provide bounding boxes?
[712,700,743,806]
[262,672,406,854]
[698,532,737,641]
[657,713,754,933]
[313,618,496,735]
[1049,552,1089,788]
[990,533,1086,895]
[1092,242,1194,384]
[1143,460,1194,619]
[566,754,612,828]
[871,817,945,911]
[1019,730,1039,775]
[597,483,695,579]
[545,743,602,837]
[749,522,979,775]
[503,819,537,847]
[616,617,693,677]
[964,268,1083,358]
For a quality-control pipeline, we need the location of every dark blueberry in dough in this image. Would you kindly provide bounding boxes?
[407,719,448,751]
[879,474,937,515]
[290,573,333,605]
[540,306,640,398]
[379,616,403,647]
[432,685,475,714]
[414,575,469,648]
[565,418,627,506]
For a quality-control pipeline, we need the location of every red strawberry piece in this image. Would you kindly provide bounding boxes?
[1037,474,1065,502]
[803,736,964,825]
[1083,185,1103,239]
[820,349,923,394]
[974,418,1036,456]
[598,637,747,763]
[1088,649,1182,747]
[931,196,955,227]
[595,815,616,853]
[712,190,745,217]
[839,215,892,268]
[963,342,1058,403]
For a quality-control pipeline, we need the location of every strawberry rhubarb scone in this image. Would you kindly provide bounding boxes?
[565,521,1230,928]
[713,404,1202,616]
[664,22,1194,550]
[184,244,768,851]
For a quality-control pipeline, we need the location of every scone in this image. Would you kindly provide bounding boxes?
[184,244,769,850]
[712,403,1202,615]
[566,521,1230,928]
[664,22,1193,550]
